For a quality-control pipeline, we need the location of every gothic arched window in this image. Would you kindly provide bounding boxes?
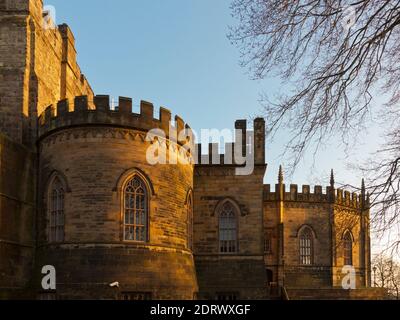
[299,226,313,265]
[48,176,65,243]
[218,200,238,253]
[343,231,353,266]
[124,175,148,242]
[187,191,193,250]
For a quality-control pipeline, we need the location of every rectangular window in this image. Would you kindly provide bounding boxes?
[299,228,313,266]
[264,231,272,254]
[218,201,238,254]
[300,237,312,265]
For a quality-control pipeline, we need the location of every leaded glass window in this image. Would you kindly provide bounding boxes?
[344,231,353,266]
[48,177,65,243]
[124,176,148,242]
[299,227,313,265]
[219,201,238,253]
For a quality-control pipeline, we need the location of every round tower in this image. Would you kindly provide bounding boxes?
[34,95,197,299]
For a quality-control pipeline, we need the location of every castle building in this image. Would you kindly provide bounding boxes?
[0,0,386,300]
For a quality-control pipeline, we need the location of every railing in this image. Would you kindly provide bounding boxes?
[281,286,290,300]
[266,283,290,300]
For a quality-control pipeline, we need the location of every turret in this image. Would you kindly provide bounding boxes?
[277,165,284,201]
[361,178,366,209]
[329,169,336,202]
[195,118,266,169]
[38,95,192,147]
[0,0,93,145]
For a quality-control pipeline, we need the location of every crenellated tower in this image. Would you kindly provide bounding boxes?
[0,0,93,298]
[193,118,268,300]
[34,95,197,299]
[263,167,372,294]
[0,0,93,146]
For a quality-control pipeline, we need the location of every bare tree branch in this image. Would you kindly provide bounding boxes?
[229,0,400,249]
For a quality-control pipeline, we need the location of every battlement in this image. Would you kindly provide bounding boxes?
[263,184,365,209]
[194,118,266,166]
[38,95,193,146]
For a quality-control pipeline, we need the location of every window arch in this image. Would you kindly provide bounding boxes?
[48,176,65,243]
[123,175,149,242]
[218,200,238,253]
[343,231,353,266]
[186,191,193,250]
[299,226,313,265]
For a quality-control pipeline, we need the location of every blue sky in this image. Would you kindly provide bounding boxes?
[43,0,395,255]
[44,0,383,190]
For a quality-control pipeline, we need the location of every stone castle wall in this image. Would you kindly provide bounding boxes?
[0,0,93,296]
[263,182,371,291]
[264,200,333,288]
[34,95,197,299]
[0,0,93,145]
[0,133,35,299]
[193,119,268,300]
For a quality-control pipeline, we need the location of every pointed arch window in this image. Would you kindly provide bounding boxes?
[124,175,148,242]
[344,231,353,266]
[299,227,313,265]
[187,192,193,250]
[48,176,65,243]
[218,200,238,253]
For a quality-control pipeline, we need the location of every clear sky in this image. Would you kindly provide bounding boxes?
[43,0,391,254]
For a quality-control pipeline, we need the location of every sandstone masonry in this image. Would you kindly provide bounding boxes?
[0,0,386,300]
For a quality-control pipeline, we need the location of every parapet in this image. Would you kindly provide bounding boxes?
[263,184,364,210]
[38,95,193,146]
[194,118,266,166]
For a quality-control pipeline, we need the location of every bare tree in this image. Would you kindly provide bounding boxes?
[229,0,400,244]
[372,254,400,299]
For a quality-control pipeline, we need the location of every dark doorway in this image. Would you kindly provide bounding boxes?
[266,269,273,285]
